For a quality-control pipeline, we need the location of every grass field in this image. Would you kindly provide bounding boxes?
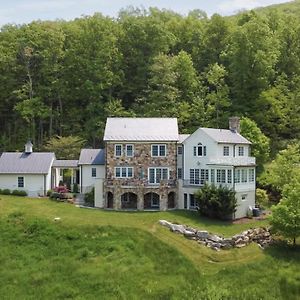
[0,195,299,299]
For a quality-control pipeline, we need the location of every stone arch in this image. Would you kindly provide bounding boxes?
[107,192,113,209]
[168,192,176,209]
[144,192,160,209]
[121,192,138,209]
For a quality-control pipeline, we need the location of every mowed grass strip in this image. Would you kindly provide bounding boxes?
[0,196,299,299]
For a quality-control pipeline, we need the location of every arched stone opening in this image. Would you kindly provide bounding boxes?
[144,192,160,209]
[168,192,176,209]
[107,192,114,209]
[121,192,138,209]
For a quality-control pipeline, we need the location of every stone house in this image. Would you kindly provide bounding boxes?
[102,118,179,210]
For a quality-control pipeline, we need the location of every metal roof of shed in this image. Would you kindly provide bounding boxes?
[0,152,55,174]
[78,149,105,165]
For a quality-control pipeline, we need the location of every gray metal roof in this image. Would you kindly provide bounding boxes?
[0,152,55,174]
[200,128,251,144]
[52,160,78,168]
[178,134,190,143]
[104,118,179,141]
[78,149,105,165]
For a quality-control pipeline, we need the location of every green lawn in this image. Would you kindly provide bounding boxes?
[0,195,299,299]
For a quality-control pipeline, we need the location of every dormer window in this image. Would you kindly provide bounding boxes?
[238,146,244,156]
[194,143,206,157]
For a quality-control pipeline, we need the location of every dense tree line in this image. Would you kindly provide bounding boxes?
[0,5,300,157]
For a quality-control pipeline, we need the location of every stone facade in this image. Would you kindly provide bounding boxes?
[104,142,178,211]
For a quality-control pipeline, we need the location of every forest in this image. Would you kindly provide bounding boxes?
[0,1,299,160]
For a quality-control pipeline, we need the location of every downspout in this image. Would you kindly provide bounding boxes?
[80,165,83,193]
[44,174,46,196]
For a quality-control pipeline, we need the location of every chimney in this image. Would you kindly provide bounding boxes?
[25,140,33,154]
[229,117,240,133]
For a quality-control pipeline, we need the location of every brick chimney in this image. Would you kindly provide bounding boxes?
[229,117,240,133]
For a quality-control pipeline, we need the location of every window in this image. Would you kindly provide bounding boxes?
[18,177,24,188]
[91,167,96,177]
[148,168,169,184]
[238,146,244,156]
[242,194,247,201]
[210,169,215,183]
[216,170,226,183]
[126,144,134,157]
[234,169,240,183]
[184,193,188,209]
[223,146,230,156]
[177,146,183,155]
[177,168,182,179]
[151,144,166,157]
[241,169,248,183]
[115,144,122,157]
[227,169,232,183]
[151,195,159,207]
[249,169,255,182]
[190,169,208,185]
[190,194,196,208]
[193,143,206,157]
[115,167,134,178]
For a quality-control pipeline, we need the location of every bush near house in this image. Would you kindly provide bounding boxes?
[256,188,270,209]
[195,184,237,220]
[1,189,11,195]
[84,188,94,207]
[11,190,27,196]
[50,186,73,201]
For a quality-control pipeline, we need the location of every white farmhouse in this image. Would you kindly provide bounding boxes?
[78,149,105,193]
[178,117,256,219]
[0,141,55,197]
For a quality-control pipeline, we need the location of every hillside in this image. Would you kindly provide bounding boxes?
[0,195,299,299]
[256,0,300,16]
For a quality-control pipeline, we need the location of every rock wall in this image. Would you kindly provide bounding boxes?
[159,220,273,250]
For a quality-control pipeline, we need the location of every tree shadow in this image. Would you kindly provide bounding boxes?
[264,241,300,262]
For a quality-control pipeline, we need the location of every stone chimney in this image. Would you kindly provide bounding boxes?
[229,117,240,133]
[25,140,33,154]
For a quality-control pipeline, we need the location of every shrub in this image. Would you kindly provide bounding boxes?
[12,190,27,196]
[195,184,237,220]
[2,189,11,195]
[256,188,269,209]
[46,190,53,197]
[84,188,94,207]
[54,185,69,193]
[72,183,79,194]
[50,192,61,199]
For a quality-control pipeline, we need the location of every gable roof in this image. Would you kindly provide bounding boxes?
[52,160,79,168]
[103,118,179,141]
[0,152,55,174]
[178,134,190,143]
[78,149,105,165]
[199,128,251,144]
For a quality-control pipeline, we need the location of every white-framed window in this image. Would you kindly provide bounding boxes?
[177,146,183,155]
[223,146,230,156]
[115,144,122,157]
[125,144,134,157]
[115,167,134,178]
[177,168,182,179]
[189,194,196,209]
[190,169,208,185]
[193,143,206,157]
[216,169,226,183]
[151,144,166,157]
[238,146,244,156]
[92,167,96,177]
[210,169,215,183]
[241,169,248,183]
[227,169,232,183]
[249,168,255,182]
[18,176,24,188]
[148,167,169,184]
[234,169,240,183]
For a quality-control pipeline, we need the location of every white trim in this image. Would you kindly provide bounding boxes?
[114,144,122,157]
[148,167,169,184]
[114,167,134,178]
[151,144,167,157]
[125,144,134,157]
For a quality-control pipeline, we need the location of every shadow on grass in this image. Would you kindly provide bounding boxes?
[264,241,300,261]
